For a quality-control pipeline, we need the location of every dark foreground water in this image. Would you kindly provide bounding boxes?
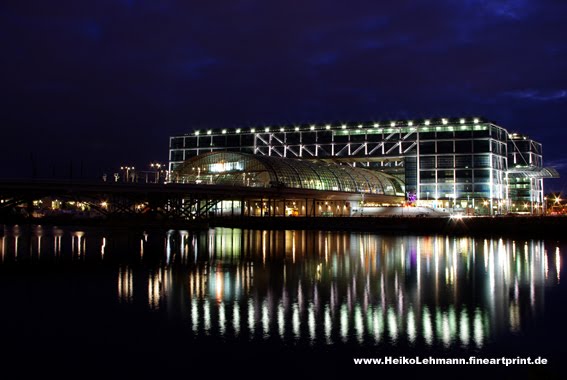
[0,225,566,379]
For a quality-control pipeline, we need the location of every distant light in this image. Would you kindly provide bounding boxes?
[357,124,363,128]
[251,128,256,133]
[424,120,430,126]
[341,124,347,129]
[194,131,200,136]
[390,121,396,127]
[265,127,270,132]
[236,128,241,133]
[295,126,300,131]
[408,121,413,126]
[373,123,379,128]
[460,118,465,124]
[442,118,448,125]
[280,127,285,132]
[310,125,315,131]
[222,129,227,134]
[325,125,331,130]
[207,130,212,135]
[473,118,479,124]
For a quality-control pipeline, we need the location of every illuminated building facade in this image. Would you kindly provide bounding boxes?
[169,117,558,214]
[172,151,405,216]
[506,134,556,213]
[173,151,404,196]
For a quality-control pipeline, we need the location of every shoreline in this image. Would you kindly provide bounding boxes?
[2,215,567,239]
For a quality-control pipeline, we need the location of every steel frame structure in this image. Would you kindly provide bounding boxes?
[169,116,558,215]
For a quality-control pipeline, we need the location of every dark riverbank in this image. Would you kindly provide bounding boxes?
[2,214,567,238]
[209,215,567,239]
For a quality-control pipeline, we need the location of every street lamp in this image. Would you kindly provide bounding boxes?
[150,162,163,183]
[120,166,135,182]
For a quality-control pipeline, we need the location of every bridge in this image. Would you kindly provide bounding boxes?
[0,179,404,220]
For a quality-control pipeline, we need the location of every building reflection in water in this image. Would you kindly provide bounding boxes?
[138,228,561,348]
[118,266,133,303]
[0,225,561,348]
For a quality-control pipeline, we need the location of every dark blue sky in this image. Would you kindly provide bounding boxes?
[1,0,566,191]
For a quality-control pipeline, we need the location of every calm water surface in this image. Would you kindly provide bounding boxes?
[0,225,565,378]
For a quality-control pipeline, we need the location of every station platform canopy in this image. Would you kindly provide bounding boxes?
[172,151,405,196]
[508,166,560,179]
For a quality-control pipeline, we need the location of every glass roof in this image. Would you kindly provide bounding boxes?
[172,151,405,196]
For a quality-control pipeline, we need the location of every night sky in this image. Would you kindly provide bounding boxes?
[1,1,566,192]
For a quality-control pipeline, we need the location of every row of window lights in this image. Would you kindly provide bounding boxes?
[192,118,481,136]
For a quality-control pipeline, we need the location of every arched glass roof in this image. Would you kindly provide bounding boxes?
[172,152,405,196]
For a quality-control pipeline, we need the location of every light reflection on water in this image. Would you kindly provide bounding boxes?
[0,225,562,350]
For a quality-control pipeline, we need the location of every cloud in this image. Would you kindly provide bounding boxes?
[505,89,567,102]
[546,158,567,171]
[308,52,339,66]
[462,0,532,20]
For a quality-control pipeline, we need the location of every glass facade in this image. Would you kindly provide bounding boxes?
[170,117,557,214]
[172,151,405,197]
[507,134,546,213]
